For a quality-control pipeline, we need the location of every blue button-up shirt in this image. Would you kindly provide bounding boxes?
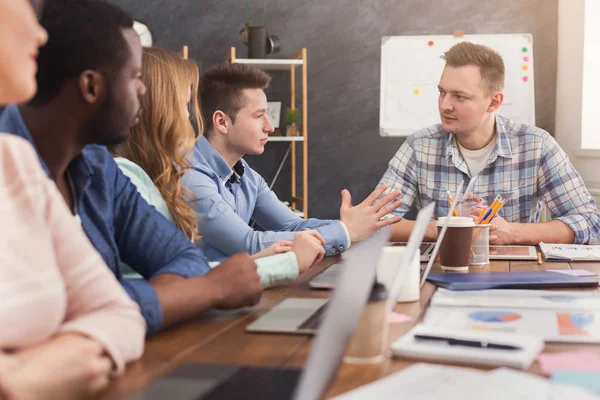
[183,136,348,261]
[0,105,212,335]
[378,115,600,244]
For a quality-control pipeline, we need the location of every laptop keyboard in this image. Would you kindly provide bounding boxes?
[297,303,328,331]
[391,242,432,255]
[202,366,301,400]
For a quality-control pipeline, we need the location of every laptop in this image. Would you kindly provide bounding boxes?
[131,228,391,400]
[309,203,436,291]
[309,181,464,292]
[389,241,434,262]
[246,226,391,335]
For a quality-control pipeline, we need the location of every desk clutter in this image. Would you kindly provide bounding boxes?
[381,287,600,398]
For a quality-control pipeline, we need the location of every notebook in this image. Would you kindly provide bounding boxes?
[540,242,600,262]
[426,271,599,291]
[391,324,543,369]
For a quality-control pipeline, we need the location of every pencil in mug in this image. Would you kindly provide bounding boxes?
[471,195,504,249]
[446,190,459,217]
[483,198,505,224]
[476,195,501,224]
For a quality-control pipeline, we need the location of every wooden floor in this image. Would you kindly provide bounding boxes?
[96,256,600,399]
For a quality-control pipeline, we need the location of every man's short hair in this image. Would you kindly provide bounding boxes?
[30,0,134,107]
[441,42,505,93]
[200,63,272,135]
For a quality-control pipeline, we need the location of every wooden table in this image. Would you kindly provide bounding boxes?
[97,256,600,399]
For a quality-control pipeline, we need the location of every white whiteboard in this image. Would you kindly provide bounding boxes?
[379,34,535,137]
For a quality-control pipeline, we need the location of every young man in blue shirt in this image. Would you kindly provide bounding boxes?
[0,0,263,336]
[184,63,404,262]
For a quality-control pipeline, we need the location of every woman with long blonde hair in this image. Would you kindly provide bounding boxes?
[114,47,201,241]
[114,47,326,287]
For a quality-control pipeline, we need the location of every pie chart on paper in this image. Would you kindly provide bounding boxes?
[468,311,522,323]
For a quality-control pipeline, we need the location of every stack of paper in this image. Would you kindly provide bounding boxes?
[423,289,600,343]
[332,363,600,399]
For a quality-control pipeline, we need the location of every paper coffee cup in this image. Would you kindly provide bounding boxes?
[437,217,475,271]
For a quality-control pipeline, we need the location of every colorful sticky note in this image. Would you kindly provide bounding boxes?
[522,47,528,53]
[428,40,434,46]
[523,76,529,82]
[389,312,413,324]
[551,371,600,393]
[537,350,600,376]
[522,65,529,70]
[414,89,421,95]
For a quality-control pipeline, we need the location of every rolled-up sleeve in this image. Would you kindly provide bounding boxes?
[538,136,600,244]
[376,138,418,217]
[120,279,162,337]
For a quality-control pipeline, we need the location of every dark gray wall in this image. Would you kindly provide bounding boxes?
[111,0,558,219]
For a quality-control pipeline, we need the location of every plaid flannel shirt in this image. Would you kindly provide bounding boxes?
[378,115,600,244]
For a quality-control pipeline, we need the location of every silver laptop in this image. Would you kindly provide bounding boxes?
[309,242,434,291]
[246,226,391,335]
[130,227,392,400]
[309,204,436,290]
[309,183,464,292]
[389,241,435,261]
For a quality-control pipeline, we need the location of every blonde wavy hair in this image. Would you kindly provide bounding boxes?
[115,47,202,242]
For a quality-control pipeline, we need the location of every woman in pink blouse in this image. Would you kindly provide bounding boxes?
[0,1,146,398]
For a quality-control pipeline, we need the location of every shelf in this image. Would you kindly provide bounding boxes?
[268,136,304,142]
[233,58,303,71]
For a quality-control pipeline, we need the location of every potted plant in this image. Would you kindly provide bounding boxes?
[285,107,299,136]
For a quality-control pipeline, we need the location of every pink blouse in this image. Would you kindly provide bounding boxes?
[0,135,145,373]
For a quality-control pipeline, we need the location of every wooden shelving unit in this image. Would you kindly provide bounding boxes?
[226,47,309,218]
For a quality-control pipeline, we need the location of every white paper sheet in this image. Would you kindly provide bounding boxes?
[424,306,600,343]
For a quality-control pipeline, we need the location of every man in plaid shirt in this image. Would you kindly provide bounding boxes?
[379,42,600,245]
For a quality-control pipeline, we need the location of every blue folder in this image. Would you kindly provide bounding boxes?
[427,271,598,291]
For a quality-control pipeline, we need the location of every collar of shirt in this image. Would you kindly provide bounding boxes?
[445,115,514,175]
[196,135,245,185]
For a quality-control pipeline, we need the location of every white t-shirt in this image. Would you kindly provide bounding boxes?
[457,136,497,177]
